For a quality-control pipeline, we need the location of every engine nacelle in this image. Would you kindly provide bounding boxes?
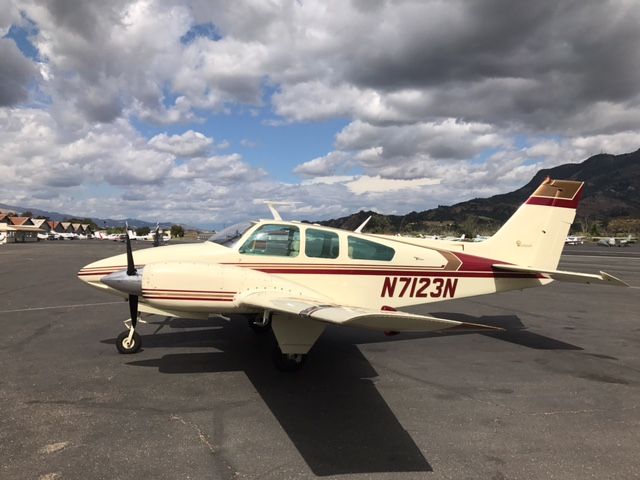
[140,262,320,313]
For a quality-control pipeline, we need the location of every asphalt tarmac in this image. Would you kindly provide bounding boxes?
[1,240,639,480]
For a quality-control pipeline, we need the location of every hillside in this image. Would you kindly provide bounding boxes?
[0,202,176,230]
[320,149,640,236]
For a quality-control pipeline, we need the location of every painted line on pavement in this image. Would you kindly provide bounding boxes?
[1,301,123,314]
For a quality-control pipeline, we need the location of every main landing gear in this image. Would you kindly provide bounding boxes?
[247,311,272,334]
[272,346,306,372]
[246,312,308,371]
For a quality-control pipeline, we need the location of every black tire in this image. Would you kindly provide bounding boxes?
[272,345,305,372]
[116,330,142,354]
[248,314,272,334]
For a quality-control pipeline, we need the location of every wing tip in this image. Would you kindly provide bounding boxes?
[599,271,630,287]
[447,322,505,332]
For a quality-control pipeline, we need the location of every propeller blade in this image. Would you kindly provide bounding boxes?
[153,223,160,247]
[129,293,138,328]
[125,222,136,276]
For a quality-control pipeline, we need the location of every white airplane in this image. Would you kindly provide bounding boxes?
[78,178,628,371]
[127,225,170,245]
[598,235,636,247]
[565,235,585,245]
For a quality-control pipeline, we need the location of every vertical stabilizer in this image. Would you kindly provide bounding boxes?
[478,178,584,270]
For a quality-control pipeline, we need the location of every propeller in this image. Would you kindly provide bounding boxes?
[153,222,160,247]
[125,222,138,328]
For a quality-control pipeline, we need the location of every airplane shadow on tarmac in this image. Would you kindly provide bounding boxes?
[104,313,581,476]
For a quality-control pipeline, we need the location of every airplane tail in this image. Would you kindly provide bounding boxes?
[479,178,584,270]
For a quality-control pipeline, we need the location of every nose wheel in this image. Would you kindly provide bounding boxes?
[116,329,142,354]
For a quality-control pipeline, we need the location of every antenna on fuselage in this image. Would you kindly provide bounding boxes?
[260,201,299,221]
[354,215,372,233]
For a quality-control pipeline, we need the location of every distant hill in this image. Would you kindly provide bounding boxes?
[319,148,640,236]
[0,202,177,230]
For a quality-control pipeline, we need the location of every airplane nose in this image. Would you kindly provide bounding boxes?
[101,268,144,296]
[77,260,123,284]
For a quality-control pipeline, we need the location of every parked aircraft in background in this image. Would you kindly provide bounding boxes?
[565,236,585,245]
[78,178,628,371]
[473,235,491,242]
[598,235,637,247]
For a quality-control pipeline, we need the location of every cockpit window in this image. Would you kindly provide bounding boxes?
[239,224,300,257]
[305,228,339,259]
[348,236,395,261]
[208,222,253,247]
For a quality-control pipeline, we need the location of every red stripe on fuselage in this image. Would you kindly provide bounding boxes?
[143,296,234,302]
[143,288,236,294]
[250,268,539,278]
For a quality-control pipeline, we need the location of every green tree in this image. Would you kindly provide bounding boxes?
[137,226,150,236]
[170,225,184,238]
[20,211,34,217]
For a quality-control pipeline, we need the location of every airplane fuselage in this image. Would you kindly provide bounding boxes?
[79,221,547,317]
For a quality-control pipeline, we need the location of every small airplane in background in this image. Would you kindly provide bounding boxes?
[78,178,628,371]
[128,224,170,245]
[598,235,637,247]
[565,235,585,245]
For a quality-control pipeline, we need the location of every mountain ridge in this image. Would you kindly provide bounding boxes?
[319,148,640,235]
[0,202,177,230]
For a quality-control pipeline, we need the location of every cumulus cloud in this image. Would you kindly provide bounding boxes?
[148,130,214,157]
[0,38,38,106]
[0,108,174,189]
[294,151,351,177]
[169,153,263,182]
[345,176,440,195]
[2,0,640,226]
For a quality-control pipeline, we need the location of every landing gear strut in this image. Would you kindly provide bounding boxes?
[248,311,272,334]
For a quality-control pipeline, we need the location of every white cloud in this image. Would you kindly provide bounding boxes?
[294,151,351,177]
[169,153,264,182]
[148,130,214,157]
[2,0,640,228]
[345,176,440,195]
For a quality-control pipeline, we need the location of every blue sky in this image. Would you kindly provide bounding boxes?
[1,1,639,229]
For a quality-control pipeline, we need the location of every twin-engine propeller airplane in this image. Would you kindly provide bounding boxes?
[78,178,628,371]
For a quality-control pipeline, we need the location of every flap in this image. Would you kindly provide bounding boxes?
[238,291,502,333]
[492,264,628,287]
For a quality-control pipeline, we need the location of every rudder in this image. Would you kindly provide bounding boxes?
[478,178,584,270]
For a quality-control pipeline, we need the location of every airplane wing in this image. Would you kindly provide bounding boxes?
[238,292,502,333]
[492,264,629,287]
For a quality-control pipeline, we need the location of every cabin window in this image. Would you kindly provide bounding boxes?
[347,236,395,261]
[239,224,300,257]
[305,228,339,259]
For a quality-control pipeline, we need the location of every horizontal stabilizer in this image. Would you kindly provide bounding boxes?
[492,264,628,287]
[239,292,503,333]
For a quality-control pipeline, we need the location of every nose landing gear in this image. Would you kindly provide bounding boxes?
[116,317,144,354]
[116,329,142,354]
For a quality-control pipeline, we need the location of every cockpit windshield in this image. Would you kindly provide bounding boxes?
[207,221,254,247]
